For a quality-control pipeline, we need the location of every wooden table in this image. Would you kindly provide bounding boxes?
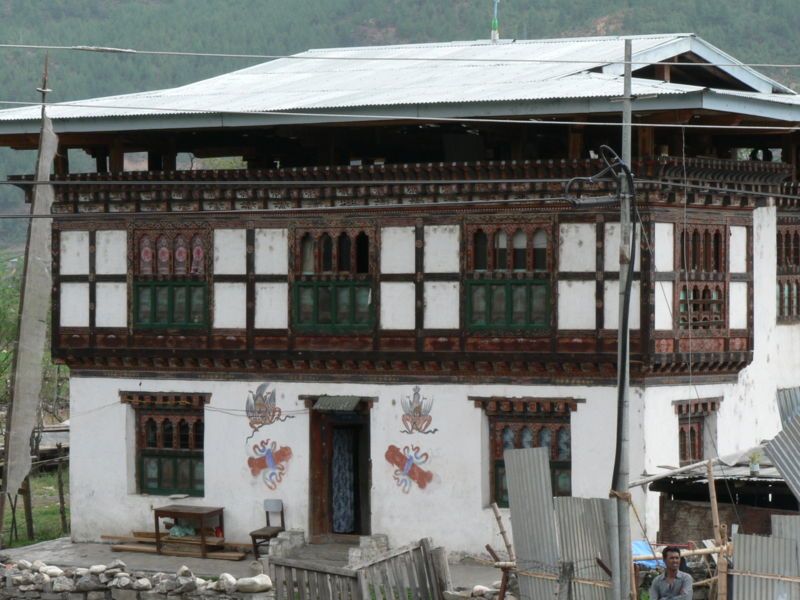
[153,504,224,558]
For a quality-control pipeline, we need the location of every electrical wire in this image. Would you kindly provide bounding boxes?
[1,41,800,70]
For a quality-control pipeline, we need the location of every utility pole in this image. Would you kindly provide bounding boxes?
[615,38,634,599]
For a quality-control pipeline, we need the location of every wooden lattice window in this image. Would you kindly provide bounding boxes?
[294,228,375,331]
[777,220,800,322]
[680,226,724,273]
[674,397,720,466]
[678,284,724,329]
[134,229,209,329]
[467,224,552,330]
[475,397,576,507]
[122,392,209,496]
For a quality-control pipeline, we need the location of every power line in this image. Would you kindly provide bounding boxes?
[2,41,800,70]
[0,99,798,131]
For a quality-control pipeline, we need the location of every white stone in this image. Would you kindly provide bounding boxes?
[236,574,273,593]
[557,280,595,329]
[16,560,31,571]
[213,282,247,328]
[176,565,192,577]
[219,572,237,594]
[604,281,641,329]
[214,228,247,275]
[30,560,45,572]
[654,223,674,272]
[95,230,127,275]
[60,283,90,327]
[729,226,747,273]
[381,227,416,274]
[41,566,63,578]
[52,575,74,592]
[424,225,460,273]
[95,282,127,328]
[255,228,288,275]
[380,282,416,330]
[424,281,459,329]
[132,578,152,591]
[472,584,492,597]
[60,230,89,275]
[559,223,595,271]
[89,565,107,575]
[255,282,288,328]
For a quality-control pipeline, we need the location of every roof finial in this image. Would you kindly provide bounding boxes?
[491,0,500,43]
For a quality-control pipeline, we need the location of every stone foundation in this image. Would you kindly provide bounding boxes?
[0,558,275,599]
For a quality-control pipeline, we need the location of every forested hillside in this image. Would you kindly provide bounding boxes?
[1,0,799,246]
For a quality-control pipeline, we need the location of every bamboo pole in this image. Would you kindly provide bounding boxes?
[717,524,729,600]
[706,460,722,545]
[490,502,515,562]
[631,545,726,562]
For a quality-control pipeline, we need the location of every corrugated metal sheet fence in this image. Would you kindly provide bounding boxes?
[505,448,613,600]
[731,533,800,600]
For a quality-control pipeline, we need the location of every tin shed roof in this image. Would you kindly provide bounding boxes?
[0,33,795,133]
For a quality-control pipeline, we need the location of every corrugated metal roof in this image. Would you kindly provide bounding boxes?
[659,444,783,482]
[312,396,361,411]
[778,388,800,426]
[732,533,800,600]
[554,497,614,600]
[505,447,559,599]
[772,515,800,543]
[0,32,793,127]
[766,417,800,502]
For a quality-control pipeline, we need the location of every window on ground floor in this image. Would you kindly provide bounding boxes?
[474,397,576,507]
[122,392,210,496]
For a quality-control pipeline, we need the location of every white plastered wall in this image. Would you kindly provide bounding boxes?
[381,282,416,329]
[214,229,247,275]
[60,283,89,327]
[60,231,89,275]
[255,283,288,328]
[423,225,459,273]
[95,230,127,275]
[381,227,415,274]
[68,376,622,554]
[95,283,127,328]
[255,229,288,275]
[214,283,246,328]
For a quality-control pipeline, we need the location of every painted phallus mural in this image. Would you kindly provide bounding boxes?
[385,444,433,493]
[399,386,438,434]
[248,439,293,490]
[244,383,294,490]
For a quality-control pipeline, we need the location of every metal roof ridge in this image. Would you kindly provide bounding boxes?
[301,33,694,54]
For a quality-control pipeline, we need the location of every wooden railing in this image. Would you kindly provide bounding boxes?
[269,538,448,600]
[270,556,360,600]
[9,155,791,213]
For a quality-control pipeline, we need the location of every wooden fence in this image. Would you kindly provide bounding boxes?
[270,538,449,600]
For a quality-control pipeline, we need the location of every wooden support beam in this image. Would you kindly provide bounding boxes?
[568,125,584,160]
[637,126,655,158]
[54,146,69,176]
[655,63,671,83]
[109,140,124,173]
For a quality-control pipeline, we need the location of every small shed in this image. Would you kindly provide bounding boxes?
[649,445,798,542]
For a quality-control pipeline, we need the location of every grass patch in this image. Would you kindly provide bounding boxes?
[2,469,70,548]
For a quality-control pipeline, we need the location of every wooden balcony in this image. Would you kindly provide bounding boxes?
[9,156,788,214]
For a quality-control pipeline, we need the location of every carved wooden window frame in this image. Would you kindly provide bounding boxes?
[132,227,211,329]
[121,392,209,496]
[777,220,800,322]
[474,397,576,507]
[676,224,728,330]
[673,397,720,466]
[465,223,554,332]
[292,227,376,331]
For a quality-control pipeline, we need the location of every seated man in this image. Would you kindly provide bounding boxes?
[649,546,693,600]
